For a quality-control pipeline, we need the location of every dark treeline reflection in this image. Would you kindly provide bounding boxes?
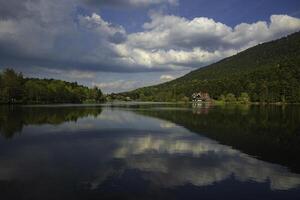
[0,106,102,138]
[135,104,300,172]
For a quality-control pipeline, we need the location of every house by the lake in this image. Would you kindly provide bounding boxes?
[192,92,211,102]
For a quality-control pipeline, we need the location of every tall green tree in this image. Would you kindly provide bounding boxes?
[1,69,24,103]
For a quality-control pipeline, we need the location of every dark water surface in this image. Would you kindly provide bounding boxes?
[1,103,300,200]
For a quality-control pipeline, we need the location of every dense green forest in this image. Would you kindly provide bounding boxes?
[0,69,105,104]
[121,31,300,103]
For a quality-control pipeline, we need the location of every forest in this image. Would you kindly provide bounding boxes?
[0,69,105,104]
[120,31,300,103]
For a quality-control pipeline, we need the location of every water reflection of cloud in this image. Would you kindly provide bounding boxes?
[160,122,177,129]
[112,135,300,191]
[114,135,233,158]
[96,109,134,123]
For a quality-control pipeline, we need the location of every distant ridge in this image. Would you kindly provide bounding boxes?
[121,31,300,103]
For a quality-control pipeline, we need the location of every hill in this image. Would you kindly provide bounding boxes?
[121,31,300,103]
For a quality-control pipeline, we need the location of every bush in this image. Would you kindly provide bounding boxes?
[218,94,226,102]
[226,93,236,102]
[238,92,250,104]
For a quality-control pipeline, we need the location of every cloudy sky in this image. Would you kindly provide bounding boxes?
[0,0,300,93]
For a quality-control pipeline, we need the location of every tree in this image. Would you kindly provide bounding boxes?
[181,96,190,103]
[238,92,250,104]
[226,93,236,102]
[0,73,3,102]
[1,69,24,103]
[24,80,49,103]
[88,87,105,102]
[218,94,226,102]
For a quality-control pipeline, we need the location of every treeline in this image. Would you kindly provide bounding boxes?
[0,69,106,104]
[121,31,300,103]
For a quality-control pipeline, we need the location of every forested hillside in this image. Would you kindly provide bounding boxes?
[121,31,300,103]
[0,69,105,104]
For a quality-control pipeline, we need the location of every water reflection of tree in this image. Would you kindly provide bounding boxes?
[0,106,102,138]
[136,105,300,173]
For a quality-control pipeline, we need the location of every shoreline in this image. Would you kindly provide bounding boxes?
[1,101,300,106]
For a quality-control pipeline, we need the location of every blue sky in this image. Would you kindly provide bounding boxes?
[0,0,300,93]
[100,0,300,32]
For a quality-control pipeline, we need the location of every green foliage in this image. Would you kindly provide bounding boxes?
[121,31,300,103]
[218,94,226,102]
[238,92,250,104]
[181,96,190,103]
[225,93,236,102]
[0,69,24,103]
[0,69,106,104]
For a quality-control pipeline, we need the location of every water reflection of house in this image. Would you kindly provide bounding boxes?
[192,92,211,102]
[192,101,212,114]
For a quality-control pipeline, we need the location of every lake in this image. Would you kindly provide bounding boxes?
[1,103,300,199]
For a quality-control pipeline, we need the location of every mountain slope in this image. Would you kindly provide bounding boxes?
[122,31,300,103]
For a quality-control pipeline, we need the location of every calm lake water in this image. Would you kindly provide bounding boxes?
[1,103,300,200]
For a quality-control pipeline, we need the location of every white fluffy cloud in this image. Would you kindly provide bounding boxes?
[160,74,175,82]
[117,13,300,70]
[41,68,96,79]
[78,13,126,42]
[136,13,300,51]
[92,80,139,92]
